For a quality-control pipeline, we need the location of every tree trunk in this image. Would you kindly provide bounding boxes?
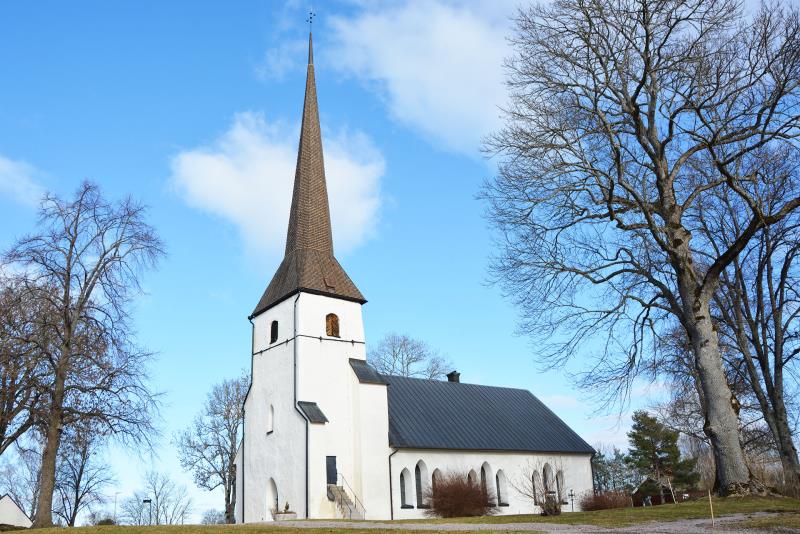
[687,309,751,495]
[32,370,65,528]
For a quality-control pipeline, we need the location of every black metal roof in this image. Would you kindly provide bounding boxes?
[350,358,389,385]
[384,375,594,454]
[297,401,328,424]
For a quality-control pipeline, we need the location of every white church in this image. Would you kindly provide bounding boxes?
[234,34,594,523]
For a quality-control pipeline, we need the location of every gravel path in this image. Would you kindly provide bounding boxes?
[272,512,790,533]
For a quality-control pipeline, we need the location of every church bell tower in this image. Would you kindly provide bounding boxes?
[236,32,390,524]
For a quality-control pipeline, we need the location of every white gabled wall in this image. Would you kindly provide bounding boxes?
[241,291,391,522]
[0,495,32,528]
[390,449,594,519]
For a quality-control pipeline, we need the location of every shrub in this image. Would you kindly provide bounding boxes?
[539,494,562,516]
[423,471,498,518]
[578,491,630,511]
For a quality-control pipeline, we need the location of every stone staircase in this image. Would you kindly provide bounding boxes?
[327,484,365,520]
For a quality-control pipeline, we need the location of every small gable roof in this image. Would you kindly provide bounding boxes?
[349,358,388,385]
[297,401,328,424]
[384,375,594,454]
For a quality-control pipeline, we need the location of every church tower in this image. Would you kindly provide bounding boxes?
[236,33,391,523]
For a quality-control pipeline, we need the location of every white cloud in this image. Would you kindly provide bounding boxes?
[326,0,514,155]
[0,154,44,206]
[256,38,307,81]
[170,112,384,259]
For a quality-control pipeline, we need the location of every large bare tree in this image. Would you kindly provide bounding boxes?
[367,333,452,379]
[4,182,164,526]
[175,372,247,524]
[484,0,800,494]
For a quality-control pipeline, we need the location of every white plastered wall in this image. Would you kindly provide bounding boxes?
[240,292,391,522]
[0,495,32,528]
[296,293,391,520]
[389,449,593,519]
[242,296,306,522]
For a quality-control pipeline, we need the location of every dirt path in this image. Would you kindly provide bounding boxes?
[272,512,788,533]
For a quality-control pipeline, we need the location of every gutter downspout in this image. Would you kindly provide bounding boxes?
[388,447,398,520]
[291,293,310,518]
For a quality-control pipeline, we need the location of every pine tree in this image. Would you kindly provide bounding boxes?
[626,411,699,498]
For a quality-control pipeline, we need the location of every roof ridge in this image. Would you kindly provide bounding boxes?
[383,373,534,392]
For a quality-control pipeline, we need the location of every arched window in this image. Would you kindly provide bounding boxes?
[267,404,274,434]
[543,463,555,498]
[432,469,441,496]
[415,460,430,508]
[400,468,413,508]
[496,470,509,506]
[532,471,543,505]
[481,462,496,505]
[556,470,564,501]
[326,313,340,337]
[270,321,279,344]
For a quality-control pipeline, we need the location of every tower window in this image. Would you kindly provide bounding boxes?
[267,404,274,434]
[270,321,279,344]
[326,313,339,337]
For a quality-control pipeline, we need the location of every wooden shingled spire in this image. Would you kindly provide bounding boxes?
[251,32,365,318]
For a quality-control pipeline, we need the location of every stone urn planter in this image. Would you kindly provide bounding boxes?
[274,502,297,520]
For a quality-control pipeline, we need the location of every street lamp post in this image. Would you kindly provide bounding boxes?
[142,499,152,525]
[568,490,575,512]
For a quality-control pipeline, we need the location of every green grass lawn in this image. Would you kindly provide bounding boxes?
[2,527,509,534]
[396,495,800,528]
[4,496,797,533]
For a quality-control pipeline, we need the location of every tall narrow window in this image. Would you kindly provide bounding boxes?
[496,470,508,506]
[415,464,423,507]
[267,404,274,434]
[270,321,279,344]
[326,313,340,337]
[400,468,413,508]
[413,460,431,507]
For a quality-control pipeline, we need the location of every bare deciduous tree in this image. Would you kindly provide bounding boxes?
[3,182,165,526]
[175,372,247,523]
[53,430,114,526]
[0,437,42,519]
[703,170,800,495]
[484,0,800,494]
[510,459,565,515]
[367,333,452,379]
[0,276,49,455]
[201,508,225,525]
[139,470,192,525]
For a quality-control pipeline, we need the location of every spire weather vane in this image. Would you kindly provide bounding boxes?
[306,10,315,29]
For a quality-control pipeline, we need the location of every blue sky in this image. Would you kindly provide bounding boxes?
[0,0,660,521]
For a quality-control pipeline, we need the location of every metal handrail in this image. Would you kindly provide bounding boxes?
[336,472,367,518]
